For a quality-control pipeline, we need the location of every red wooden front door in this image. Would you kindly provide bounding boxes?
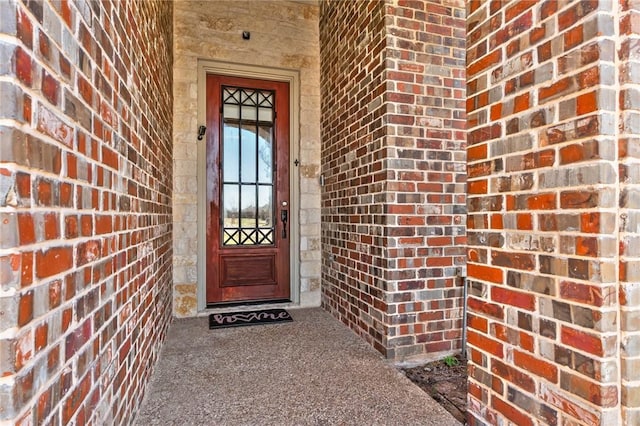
[206,75,290,304]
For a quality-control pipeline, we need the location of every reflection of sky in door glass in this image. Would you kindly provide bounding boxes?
[223,125,273,219]
[241,124,257,182]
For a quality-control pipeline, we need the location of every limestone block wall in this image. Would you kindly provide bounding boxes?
[466,1,639,424]
[320,0,466,361]
[173,0,321,316]
[0,0,173,424]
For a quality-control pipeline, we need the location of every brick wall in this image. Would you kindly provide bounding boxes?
[385,0,467,359]
[466,1,629,424]
[173,0,321,315]
[320,0,466,361]
[320,0,389,354]
[0,0,173,424]
[619,2,640,424]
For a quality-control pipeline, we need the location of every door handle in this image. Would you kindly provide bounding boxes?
[280,209,288,239]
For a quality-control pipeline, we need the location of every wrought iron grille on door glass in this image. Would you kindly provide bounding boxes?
[221,86,275,246]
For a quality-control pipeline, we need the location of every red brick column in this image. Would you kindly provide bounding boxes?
[320,0,466,360]
[467,1,623,424]
[320,0,390,354]
[0,1,173,424]
[384,0,467,358]
[619,2,640,424]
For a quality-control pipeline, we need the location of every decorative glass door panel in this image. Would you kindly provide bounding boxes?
[221,88,275,246]
[206,75,290,304]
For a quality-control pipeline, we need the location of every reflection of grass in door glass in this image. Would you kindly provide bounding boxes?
[224,218,270,227]
[224,217,273,246]
[224,236,239,245]
[223,225,274,246]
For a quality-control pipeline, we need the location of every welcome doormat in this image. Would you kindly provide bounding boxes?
[209,308,293,329]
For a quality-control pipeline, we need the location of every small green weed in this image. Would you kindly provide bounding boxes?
[442,355,459,367]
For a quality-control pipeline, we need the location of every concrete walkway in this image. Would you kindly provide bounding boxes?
[135,308,462,426]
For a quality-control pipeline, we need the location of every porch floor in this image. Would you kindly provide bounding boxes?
[135,308,462,425]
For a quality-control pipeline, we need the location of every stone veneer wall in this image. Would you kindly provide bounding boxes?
[320,0,466,360]
[0,0,173,424]
[172,0,321,316]
[467,1,640,424]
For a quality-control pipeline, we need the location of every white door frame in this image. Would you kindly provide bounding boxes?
[196,59,301,310]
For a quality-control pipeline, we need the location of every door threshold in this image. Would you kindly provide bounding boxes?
[206,299,291,309]
[201,299,295,315]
